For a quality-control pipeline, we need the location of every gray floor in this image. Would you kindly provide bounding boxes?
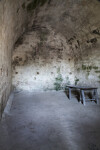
[0,91,100,150]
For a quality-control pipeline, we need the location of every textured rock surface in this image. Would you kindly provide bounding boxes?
[12,27,75,91]
[12,0,100,92]
[0,0,31,118]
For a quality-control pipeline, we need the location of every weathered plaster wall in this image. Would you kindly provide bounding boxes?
[12,27,75,91]
[0,0,30,118]
[74,28,100,88]
[12,0,100,93]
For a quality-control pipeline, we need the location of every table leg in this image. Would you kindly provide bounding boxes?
[81,90,86,106]
[80,90,82,103]
[69,88,71,100]
[92,89,95,100]
[94,89,99,104]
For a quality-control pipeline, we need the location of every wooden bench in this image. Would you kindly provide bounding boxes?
[66,85,98,106]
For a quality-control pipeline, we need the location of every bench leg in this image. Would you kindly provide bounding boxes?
[94,89,99,104]
[69,88,71,100]
[80,90,82,103]
[92,89,95,100]
[81,90,86,106]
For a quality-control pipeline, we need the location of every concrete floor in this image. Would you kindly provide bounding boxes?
[0,91,100,150]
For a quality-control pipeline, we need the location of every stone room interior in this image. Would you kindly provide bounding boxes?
[0,0,100,150]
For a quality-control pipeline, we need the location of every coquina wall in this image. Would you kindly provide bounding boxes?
[12,0,100,93]
[12,27,75,91]
[0,0,31,118]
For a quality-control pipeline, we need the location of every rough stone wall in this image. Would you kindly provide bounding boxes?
[0,0,30,118]
[74,28,100,88]
[12,0,100,93]
[12,27,75,91]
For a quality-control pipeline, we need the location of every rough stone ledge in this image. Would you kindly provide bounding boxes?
[2,92,14,120]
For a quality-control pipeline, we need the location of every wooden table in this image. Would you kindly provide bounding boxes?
[66,85,98,106]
